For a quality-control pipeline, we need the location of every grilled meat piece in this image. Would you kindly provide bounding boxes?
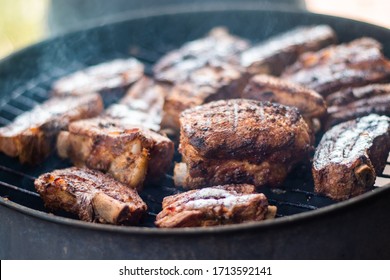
[35,167,147,225]
[161,61,249,132]
[282,38,390,96]
[0,93,103,164]
[153,27,249,82]
[57,117,174,189]
[52,58,144,97]
[242,74,327,118]
[174,99,313,189]
[326,83,390,106]
[155,184,277,228]
[325,94,390,130]
[313,114,390,200]
[106,76,169,132]
[240,25,337,76]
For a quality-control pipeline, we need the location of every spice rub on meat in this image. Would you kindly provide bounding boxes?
[313,114,390,201]
[282,38,390,97]
[174,99,313,189]
[155,184,277,228]
[52,58,144,97]
[153,27,250,81]
[35,167,147,225]
[57,117,174,190]
[240,25,337,76]
[242,74,327,119]
[0,93,103,164]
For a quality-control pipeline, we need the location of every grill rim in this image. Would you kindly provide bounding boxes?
[0,8,390,235]
[1,183,389,235]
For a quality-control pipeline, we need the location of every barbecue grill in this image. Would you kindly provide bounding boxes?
[1,7,390,259]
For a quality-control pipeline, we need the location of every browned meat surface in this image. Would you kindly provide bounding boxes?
[326,83,390,106]
[313,114,390,200]
[242,74,327,118]
[155,184,277,228]
[0,93,103,164]
[240,25,337,76]
[106,76,169,132]
[324,94,390,130]
[174,99,313,189]
[52,58,144,97]
[57,117,174,190]
[161,61,249,132]
[282,38,390,96]
[35,167,147,225]
[153,27,249,82]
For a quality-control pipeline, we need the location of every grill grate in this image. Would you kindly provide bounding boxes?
[0,47,389,227]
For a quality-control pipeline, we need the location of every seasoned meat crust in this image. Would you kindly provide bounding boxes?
[313,114,390,200]
[282,38,390,97]
[0,93,103,164]
[57,117,174,189]
[106,76,169,132]
[242,74,327,118]
[52,58,144,97]
[161,61,248,132]
[155,184,277,228]
[153,27,249,81]
[35,167,147,225]
[175,99,313,189]
[240,25,337,75]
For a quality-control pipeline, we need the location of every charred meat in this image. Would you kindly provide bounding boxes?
[153,27,249,82]
[106,76,169,132]
[0,93,103,164]
[282,38,390,96]
[326,83,390,106]
[57,117,174,190]
[240,25,337,76]
[52,58,144,97]
[242,74,327,118]
[174,99,313,189]
[325,94,390,130]
[161,61,248,132]
[313,114,390,200]
[155,184,277,228]
[35,167,147,225]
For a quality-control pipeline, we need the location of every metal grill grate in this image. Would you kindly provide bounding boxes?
[0,47,389,227]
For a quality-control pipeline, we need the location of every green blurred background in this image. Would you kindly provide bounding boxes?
[0,0,48,59]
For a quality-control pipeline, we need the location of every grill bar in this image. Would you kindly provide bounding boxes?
[0,181,40,198]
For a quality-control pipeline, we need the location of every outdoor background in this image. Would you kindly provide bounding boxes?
[0,0,389,59]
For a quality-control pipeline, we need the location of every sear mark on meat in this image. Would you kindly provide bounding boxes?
[240,25,337,76]
[155,184,276,228]
[0,93,103,164]
[313,114,390,200]
[35,167,147,225]
[174,99,313,189]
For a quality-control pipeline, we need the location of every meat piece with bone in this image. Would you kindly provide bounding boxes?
[153,27,249,82]
[57,117,174,190]
[105,76,169,132]
[35,167,147,225]
[282,38,390,97]
[174,99,313,189]
[0,93,103,164]
[155,184,277,228]
[313,114,390,201]
[242,74,327,119]
[52,58,144,97]
[240,25,337,76]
